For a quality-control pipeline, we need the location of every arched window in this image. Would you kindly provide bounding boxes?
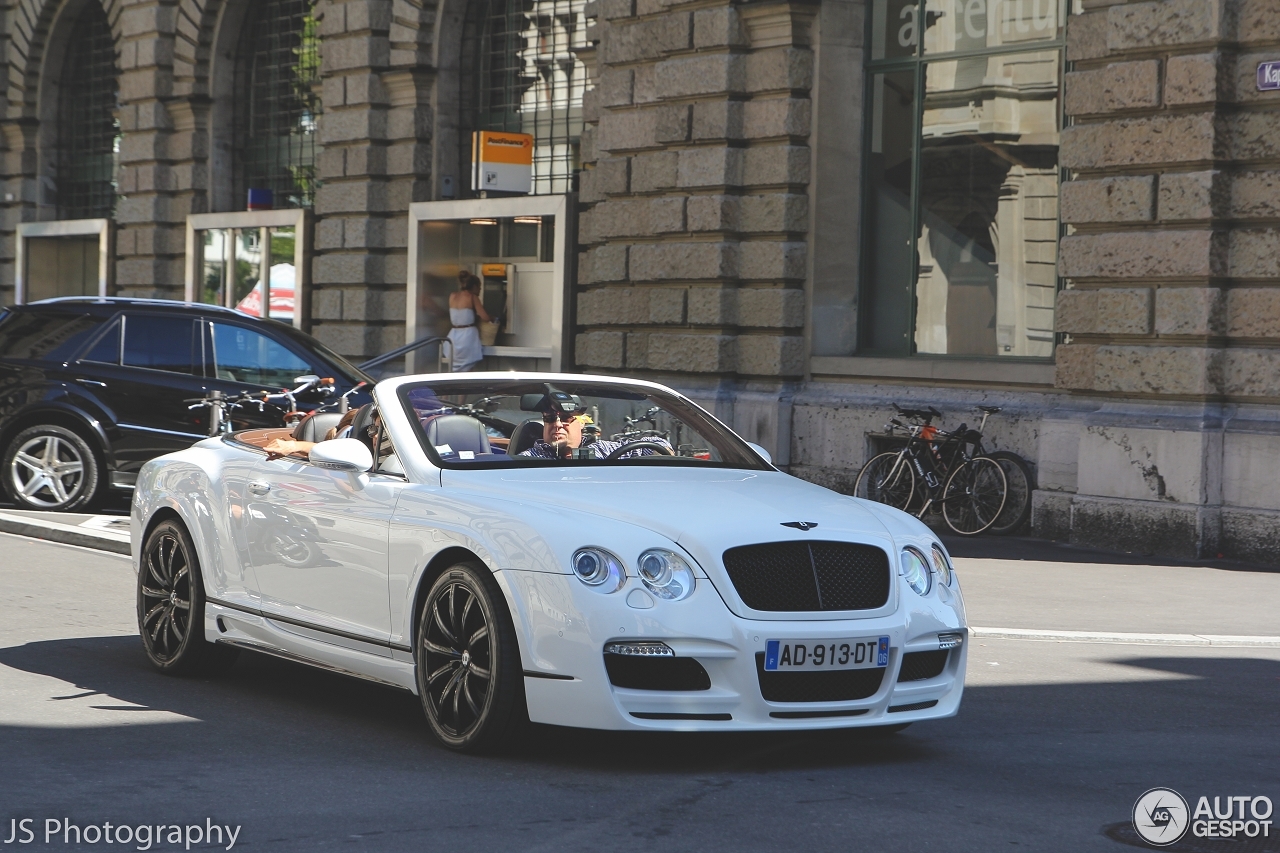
[56,2,119,219]
[235,0,321,209]
[477,0,586,195]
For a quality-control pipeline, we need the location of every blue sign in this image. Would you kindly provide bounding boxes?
[877,636,889,667]
[1259,61,1280,91]
[764,640,780,670]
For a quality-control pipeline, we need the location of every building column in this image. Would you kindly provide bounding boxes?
[1046,0,1280,561]
[575,0,815,463]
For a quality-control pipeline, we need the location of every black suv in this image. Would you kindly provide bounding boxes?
[0,297,372,511]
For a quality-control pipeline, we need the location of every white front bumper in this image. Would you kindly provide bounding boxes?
[502,569,967,731]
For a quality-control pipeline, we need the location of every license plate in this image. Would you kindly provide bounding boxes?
[763,636,889,671]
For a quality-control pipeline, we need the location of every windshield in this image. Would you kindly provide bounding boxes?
[398,379,769,470]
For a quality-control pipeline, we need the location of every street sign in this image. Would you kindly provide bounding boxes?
[471,131,533,194]
[1259,60,1280,91]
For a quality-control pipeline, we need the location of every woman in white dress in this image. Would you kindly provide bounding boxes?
[447,272,493,372]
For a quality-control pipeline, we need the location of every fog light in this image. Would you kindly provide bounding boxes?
[604,641,674,657]
[937,633,963,650]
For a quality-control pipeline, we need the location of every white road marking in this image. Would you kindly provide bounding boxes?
[971,626,1280,647]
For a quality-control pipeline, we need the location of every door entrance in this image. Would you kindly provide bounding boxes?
[15,219,112,303]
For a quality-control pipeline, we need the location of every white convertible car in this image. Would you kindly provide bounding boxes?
[132,373,967,751]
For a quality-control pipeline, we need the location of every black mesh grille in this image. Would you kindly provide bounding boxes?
[604,655,711,691]
[722,542,891,612]
[755,653,885,703]
[897,650,949,682]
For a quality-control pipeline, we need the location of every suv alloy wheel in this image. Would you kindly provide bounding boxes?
[3,424,102,511]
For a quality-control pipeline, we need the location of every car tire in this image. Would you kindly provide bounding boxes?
[138,519,239,676]
[416,561,527,753]
[3,424,102,512]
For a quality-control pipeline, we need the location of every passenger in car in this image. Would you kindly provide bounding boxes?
[262,405,372,459]
[519,399,671,461]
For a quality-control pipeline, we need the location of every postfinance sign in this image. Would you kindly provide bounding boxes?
[471,131,533,194]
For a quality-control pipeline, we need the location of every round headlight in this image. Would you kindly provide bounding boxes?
[571,548,626,593]
[930,543,952,587]
[900,546,932,596]
[636,549,695,601]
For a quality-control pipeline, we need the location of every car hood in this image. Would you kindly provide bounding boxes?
[441,467,901,617]
[444,467,888,541]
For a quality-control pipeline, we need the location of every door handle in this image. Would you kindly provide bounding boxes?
[76,378,107,388]
[247,481,271,495]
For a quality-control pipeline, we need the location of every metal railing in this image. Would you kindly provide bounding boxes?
[358,336,453,377]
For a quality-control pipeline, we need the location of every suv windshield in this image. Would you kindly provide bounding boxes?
[398,379,769,470]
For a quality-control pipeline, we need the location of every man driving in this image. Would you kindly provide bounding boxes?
[519,390,672,460]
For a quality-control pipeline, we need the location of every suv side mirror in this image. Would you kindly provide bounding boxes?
[744,441,772,464]
[308,438,373,473]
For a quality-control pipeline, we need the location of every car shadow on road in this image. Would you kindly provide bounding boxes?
[1,635,1277,777]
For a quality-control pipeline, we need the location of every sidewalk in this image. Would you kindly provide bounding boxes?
[0,509,130,555]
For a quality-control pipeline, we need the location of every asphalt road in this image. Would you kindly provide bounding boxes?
[1,533,1278,853]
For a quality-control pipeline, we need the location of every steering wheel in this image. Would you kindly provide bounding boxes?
[603,440,674,460]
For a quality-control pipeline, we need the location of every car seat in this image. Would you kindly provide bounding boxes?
[508,418,544,456]
[292,411,344,443]
[423,414,491,457]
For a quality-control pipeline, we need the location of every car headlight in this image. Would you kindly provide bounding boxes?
[930,543,953,587]
[637,549,695,601]
[900,546,932,596]
[571,547,626,593]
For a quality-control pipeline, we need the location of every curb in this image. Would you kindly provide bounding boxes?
[0,511,131,556]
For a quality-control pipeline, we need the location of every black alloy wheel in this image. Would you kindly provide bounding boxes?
[137,520,238,675]
[3,424,102,511]
[417,562,526,753]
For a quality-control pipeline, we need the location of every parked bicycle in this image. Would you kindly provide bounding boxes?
[186,375,335,437]
[853,404,1032,536]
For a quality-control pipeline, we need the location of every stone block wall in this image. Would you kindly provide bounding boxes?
[574,0,816,382]
[1045,0,1280,560]
[308,0,437,361]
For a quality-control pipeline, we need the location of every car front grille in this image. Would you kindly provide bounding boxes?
[897,650,949,682]
[754,653,886,703]
[722,541,891,611]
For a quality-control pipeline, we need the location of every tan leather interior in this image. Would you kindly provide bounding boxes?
[233,428,296,449]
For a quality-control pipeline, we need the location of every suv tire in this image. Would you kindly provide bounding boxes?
[3,424,102,511]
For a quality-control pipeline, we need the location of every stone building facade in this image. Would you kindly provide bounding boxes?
[2,0,1280,562]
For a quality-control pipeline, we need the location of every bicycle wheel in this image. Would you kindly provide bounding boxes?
[854,452,915,511]
[986,450,1035,536]
[941,456,1007,535]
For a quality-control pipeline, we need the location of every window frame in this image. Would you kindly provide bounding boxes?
[14,219,113,305]
[184,208,312,331]
[855,0,1069,366]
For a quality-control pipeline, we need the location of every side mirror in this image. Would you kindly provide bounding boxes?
[308,438,373,473]
[744,441,773,465]
[295,374,321,386]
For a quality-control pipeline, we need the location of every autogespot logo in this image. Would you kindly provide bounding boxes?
[1133,788,1190,846]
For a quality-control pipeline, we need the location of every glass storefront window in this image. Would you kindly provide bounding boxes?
[860,1,1064,359]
